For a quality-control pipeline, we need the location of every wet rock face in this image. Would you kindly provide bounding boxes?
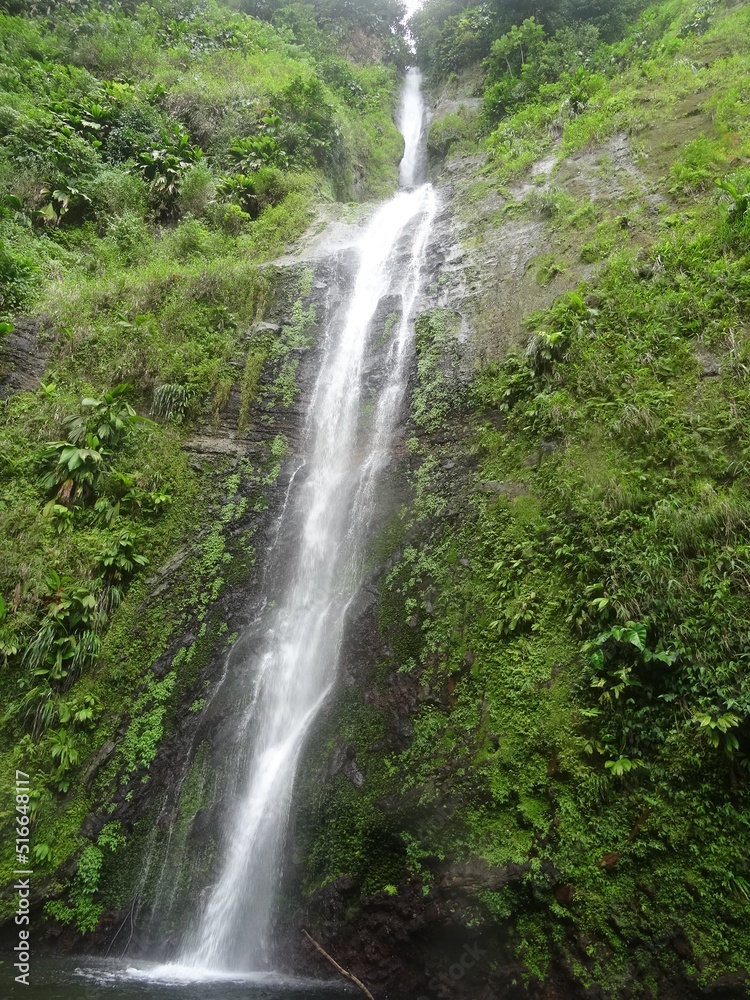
[281,877,588,1000]
[268,106,750,1000]
[186,251,359,460]
[76,212,443,958]
[0,314,52,398]
[38,252,364,957]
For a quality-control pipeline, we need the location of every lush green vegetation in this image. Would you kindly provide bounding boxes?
[0,0,405,927]
[411,0,650,86]
[377,225,750,988]
[289,0,750,994]
[3,0,750,989]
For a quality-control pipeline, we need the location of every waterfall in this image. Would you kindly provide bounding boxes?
[399,67,426,187]
[176,68,435,974]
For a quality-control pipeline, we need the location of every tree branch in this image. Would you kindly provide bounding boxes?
[302,928,375,1000]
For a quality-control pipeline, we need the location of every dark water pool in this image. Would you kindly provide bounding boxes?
[4,956,354,999]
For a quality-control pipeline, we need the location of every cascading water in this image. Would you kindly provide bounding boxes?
[175,67,434,975]
[399,66,426,187]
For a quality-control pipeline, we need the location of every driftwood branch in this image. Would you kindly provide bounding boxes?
[302,928,375,1000]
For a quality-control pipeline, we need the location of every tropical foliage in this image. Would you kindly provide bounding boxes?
[0,0,405,925]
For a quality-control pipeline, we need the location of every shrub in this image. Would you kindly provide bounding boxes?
[217,166,289,219]
[178,163,215,217]
[206,201,251,235]
[717,168,750,237]
[0,234,37,310]
[165,217,216,259]
[105,211,151,265]
[105,101,166,163]
[88,167,148,218]
[426,108,478,166]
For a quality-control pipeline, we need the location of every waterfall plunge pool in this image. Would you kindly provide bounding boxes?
[7,956,353,1000]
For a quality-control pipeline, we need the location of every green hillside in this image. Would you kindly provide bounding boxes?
[1,0,749,995]
[0,0,405,932]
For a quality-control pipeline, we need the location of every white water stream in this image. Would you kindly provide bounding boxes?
[399,66,426,188]
[174,68,434,974]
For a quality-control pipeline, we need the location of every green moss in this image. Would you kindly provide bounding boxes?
[296,8,750,978]
[534,253,567,286]
[119,673,176,778]
[427,106,479,168]
[378,563,426,671]
[224,546,257,584]
[294,688,407,896]
[412,309,464,432]
[366,509,407,566]
[378,310,401,347]
[176,628,218,696]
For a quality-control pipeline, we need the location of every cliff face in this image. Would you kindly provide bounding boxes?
[273,4,750,996]
[0,0,408,959]
[0,251,357,947]
[2,0,750,995]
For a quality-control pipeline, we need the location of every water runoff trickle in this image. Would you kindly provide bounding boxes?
[160,67,434,980]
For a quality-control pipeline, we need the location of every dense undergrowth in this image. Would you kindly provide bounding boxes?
[292,0,750,994]
[381,230,750,990]
[0,0,405,929]
[2,0,750,987]
[421,0,750,188]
